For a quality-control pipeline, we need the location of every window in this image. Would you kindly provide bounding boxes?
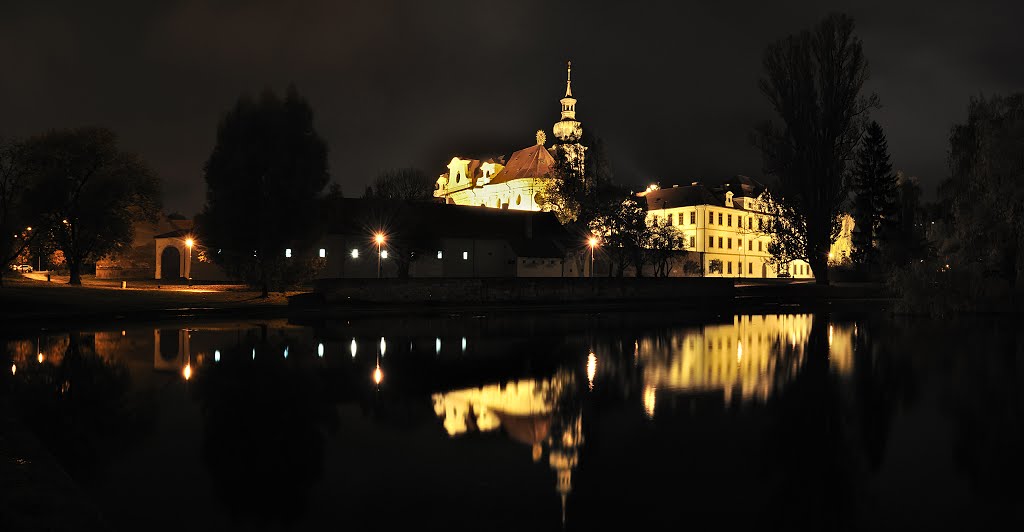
[748,240,753,251]
[319,248,326,258]
[462,251,469,260]
[727,238,732,249]
[285,248,292,258]
[381,250,389,259]
[758,218,763,231]
[708,211,713,224]
[709,259,723,274]
[689,236,695,248]
[727,262,733,274]
[652,215,659,224]
[718,237,723,248]
[727,214,732,227]
[690,212,696,225]
[749,262,753,274]
[437,250,443,259]
[738,239,742,248]
[718,213,723,225]
[748,218,753,230]
[667,213,674,225]
[758,241,763,252]
[351,248,359,258]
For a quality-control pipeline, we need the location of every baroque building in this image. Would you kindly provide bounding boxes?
[433,62,585,211]
[640,176,853,278]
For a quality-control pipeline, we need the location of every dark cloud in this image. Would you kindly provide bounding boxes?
[1,0,1021,213]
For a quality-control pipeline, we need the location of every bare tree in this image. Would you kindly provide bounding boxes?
[366,168,434,200]
[756,13,878,284]
[0,138,37,285]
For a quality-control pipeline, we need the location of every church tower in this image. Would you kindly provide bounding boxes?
[552,61,583,142]
[551,61,587,189]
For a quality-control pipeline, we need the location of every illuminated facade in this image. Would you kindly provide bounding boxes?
[641,178,855,278]
[433,62,585,212]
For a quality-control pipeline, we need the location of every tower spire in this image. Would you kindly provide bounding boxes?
[565,60,572,97]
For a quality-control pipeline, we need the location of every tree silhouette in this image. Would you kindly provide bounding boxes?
[20,128,161,285]
[200,86,330,296]
[756,13,878,284]
[851,121,898,272]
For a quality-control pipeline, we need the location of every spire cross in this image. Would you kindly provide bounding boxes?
[565,60,573,97]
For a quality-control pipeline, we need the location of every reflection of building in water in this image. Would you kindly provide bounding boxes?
[639,314,854,406]
[432,371,582,525]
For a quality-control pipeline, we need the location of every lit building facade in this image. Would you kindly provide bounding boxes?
[433,62,585,212]
[640,177,853,278]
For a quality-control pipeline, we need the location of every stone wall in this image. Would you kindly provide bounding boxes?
[314,277,734,304]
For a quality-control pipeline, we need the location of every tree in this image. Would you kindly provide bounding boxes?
[0,138,38,286]
[851,121,898,271]
[590,195,650,277]
[879,172,927,268]
[365,168,434,200]
[20,128,160,285]
[943,94,1024,286]
[756,13,879,284]
[648,218,687,277]
[201,87,330,296]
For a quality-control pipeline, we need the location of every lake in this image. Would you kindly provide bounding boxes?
[3,310,1022,530]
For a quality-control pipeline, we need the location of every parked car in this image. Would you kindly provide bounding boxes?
[15,264,33,272]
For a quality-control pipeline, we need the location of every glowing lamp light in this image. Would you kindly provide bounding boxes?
[435,337,441,355]
[284,346,289,359]
[373,364,383,385]
[380,250,388,259]
[587,352,597,390]
[379,337,386,356]
[318,343,325,357]
[588,237,598,247]
[350,338,357,358]
[374,233,385,245]
[461,337,467,353]
[37,352,44,364]
[10,364,16,376]
[183,364,192,380]
[214,350,221,362]
[185,238,194,248]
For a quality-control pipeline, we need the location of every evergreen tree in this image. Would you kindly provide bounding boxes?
[851,121,898,271]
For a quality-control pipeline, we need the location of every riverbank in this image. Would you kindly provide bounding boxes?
[0,274,291,329]
[0,273,897,330]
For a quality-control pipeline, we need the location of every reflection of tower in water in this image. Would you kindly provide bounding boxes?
[431,369,582,526]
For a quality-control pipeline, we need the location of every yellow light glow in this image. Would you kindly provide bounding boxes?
[37,353,44,364]
[121,330,126,336]
[643,385,656,418]
[737,340,743,364]
[373,364,383,385]
[588,236,598,247]
[587,352,596,390]
[10,364,15,376]
[374,233,385,245]
[183,364,192,380]
[185,238,194,248]
[26,226,32,231]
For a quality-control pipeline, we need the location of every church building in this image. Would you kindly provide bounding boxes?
[433,62,585,211]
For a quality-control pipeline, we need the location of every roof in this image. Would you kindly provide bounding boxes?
[641,185,719,210]
[153,229,190,239]
[490,144,555,185]
[325,198,570,258]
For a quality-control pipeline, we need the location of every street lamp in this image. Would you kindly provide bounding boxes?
[374,232,385,278]
[185,237,194,285]
[588,236,599,278]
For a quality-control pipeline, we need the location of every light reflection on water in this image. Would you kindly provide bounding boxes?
[3,313,1023,529]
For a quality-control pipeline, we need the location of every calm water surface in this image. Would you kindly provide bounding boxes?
[4,311,1023,530]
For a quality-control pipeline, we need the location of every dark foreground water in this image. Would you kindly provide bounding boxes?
[3,311,1023,531]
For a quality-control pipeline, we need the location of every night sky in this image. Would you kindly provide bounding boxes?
[2,0,1021,215]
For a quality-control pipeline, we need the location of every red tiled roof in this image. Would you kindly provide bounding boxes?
[490,144,555,184]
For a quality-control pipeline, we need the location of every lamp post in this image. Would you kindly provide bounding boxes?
[374,232,385,278]
[588,236,598,278]
[185,237,194,285]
